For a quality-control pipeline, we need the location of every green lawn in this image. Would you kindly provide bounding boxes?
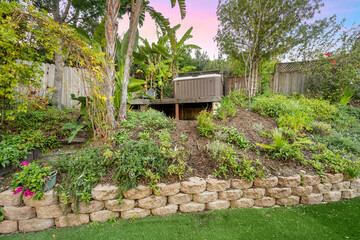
[4,197,360,240]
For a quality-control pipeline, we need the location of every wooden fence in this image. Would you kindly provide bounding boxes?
[224,75,262,95]
[271,62,307,94]
[18,63,87,108]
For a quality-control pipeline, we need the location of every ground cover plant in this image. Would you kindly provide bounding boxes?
[3,197,360,240]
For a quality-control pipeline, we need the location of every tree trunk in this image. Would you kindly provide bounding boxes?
[105,0,121,129]
[118,0,143,121]
[53,52,63,109]
[250,62,259,97]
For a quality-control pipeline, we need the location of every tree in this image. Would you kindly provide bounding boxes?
[25,0,106,109]
[216,0,323,109]
[117,0,187,121]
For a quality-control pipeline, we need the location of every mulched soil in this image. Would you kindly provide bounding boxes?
[170,106,316,180]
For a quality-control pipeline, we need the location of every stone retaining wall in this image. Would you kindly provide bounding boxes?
[1,174,360,234]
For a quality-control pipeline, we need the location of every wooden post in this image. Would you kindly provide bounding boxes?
[175,104,179,120]
[181,104,184,120]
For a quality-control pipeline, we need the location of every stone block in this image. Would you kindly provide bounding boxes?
[291,186,313,196]
[0,220,18,234]
[218,189,243,200]
[123,185,152,200]
[323,191,342,202]
[206,178,230,192]
[324,173,343,184]
[158,183,180,196]
[312,184,332,194]
[301,194,323,205]
[332,181,350,191]
[231,179,253,189]
[351,179,360,189]
[105,199,135,212]
[90,210,119,222]
[121,208,150,220]
[91,185,118,200]
[152,204,178,216]
[243,188,265,199]
[36,204,68,219]
[55,214,90,227]
[206,200,230,210]
[254,197,276,207]
[278,175,301,188]
[254,177,278,188]
[276,196,300,206]
[302,175,321,186]
[231,198,254,208]
[266,188,291,198]
[193,191,218,203]
[342,189,358,199]
[23,190,57,207]
[0,190,21,206]
[180,177,206,194]
[72,200,104,214]
[138,196,167,209]
[4,206,35,220]
[19,218,54,232]
[179,202,205,213]
[168,193,192,204]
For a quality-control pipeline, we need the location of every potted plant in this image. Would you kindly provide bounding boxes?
[11,161,57,200]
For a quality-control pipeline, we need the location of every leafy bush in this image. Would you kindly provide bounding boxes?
[256,128,312,161]
[311,121,332,135]
[312,148,360,178]
[252,94,337,121]
[277,113,313,136]
[214,96,237,121]
[114,140,168,195]
[227,89,248,106]
[53,147,108,209]
[11,162,52,200]
[221,127,252,149]
[196,110,216,138]
[121,108,174,131]
[206,141,264,180]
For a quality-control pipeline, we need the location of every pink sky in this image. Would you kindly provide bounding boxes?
[118,0,219,58]
[118,0,360,59]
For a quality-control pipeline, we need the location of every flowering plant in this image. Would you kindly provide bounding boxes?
[11,161,52,200]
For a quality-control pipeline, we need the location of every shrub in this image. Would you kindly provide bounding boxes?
[214,96,237,121]
[11,162,52,200]
[311,121,332,135]
[53,147,108,209]
[277,113,313,136]
[206,141,264,180]
[196,110,216,138]
[227,89,248,106]
[114,140,168,194]
[121,108,174,131]
[221,126,252,149]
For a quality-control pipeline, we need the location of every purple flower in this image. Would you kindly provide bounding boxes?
[21,161,30,166]
[13,186,23,194]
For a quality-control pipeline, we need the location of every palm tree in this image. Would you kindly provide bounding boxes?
[117,0,187,121]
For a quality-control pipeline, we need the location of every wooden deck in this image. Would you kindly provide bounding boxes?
[131,96,222,105]
[131,96,222,120]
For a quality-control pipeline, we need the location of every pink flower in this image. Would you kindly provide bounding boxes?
[24,189,34,197]
[21,161,30,166]
[331,60,336,64]
[325,52,331,56]
[13,186,23,194]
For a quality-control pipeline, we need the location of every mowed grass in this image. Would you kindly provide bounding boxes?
[3,197,360,240]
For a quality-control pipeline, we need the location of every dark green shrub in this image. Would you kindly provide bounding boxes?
[221,127,252,149]
[114,140,168,194]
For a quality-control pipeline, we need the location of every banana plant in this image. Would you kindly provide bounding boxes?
[73,17,146,109]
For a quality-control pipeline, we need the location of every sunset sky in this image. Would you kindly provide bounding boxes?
[118,0,360,59]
